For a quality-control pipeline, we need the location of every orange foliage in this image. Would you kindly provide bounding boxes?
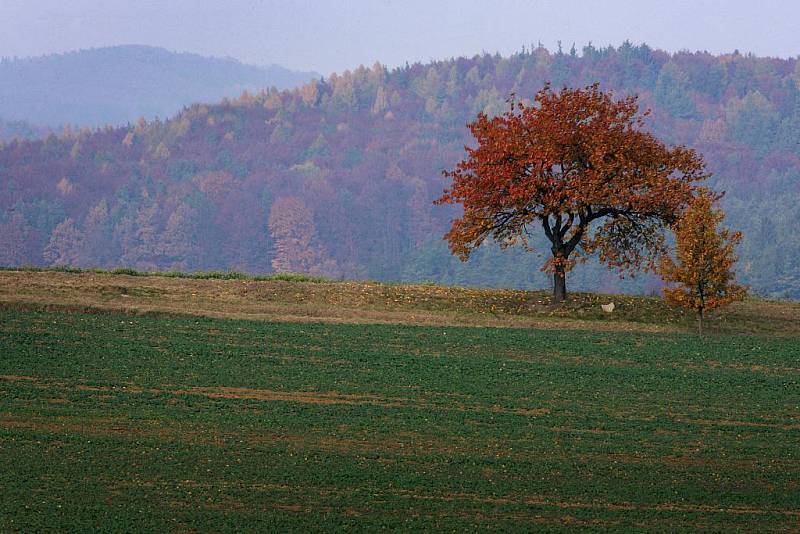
[268,196,338,276]
[660,193,746,332]
[437,83,709,301]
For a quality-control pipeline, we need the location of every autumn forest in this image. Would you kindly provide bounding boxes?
[2,42,799,298]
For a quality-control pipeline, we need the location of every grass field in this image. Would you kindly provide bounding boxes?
[2,289,800,530]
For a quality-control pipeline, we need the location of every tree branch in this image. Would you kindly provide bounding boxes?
[542,216,554,243]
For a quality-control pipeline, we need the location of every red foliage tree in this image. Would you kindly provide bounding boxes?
[437,84,709,301]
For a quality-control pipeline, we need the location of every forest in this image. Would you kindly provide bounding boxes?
[1,42,799,298]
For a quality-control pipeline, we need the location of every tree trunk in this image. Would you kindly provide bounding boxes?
[697,308,704,335]
[542,215,574,304]
[553,269,567,303]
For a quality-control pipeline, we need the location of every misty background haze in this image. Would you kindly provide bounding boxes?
[1,0,798,74]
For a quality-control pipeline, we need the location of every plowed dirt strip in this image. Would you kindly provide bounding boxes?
[172,386,405,407]
[4,413,789,475]
[395,490,800,518]
[3,374,797,440]
[0,375,551,416]
[110,478,800,520]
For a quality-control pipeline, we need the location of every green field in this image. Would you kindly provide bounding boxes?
[1,307,799,531]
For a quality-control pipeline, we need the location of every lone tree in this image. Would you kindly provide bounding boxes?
[437,84,709,302]
[660,193,747,334]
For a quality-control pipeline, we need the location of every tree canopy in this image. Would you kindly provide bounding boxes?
[438,83,709,301]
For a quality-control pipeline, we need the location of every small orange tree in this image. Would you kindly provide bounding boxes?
[437,84,709,302]
[660,194,747,334]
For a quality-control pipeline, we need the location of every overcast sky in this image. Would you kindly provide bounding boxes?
[1,0,798,75]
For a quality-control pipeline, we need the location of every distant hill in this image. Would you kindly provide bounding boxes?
[1,43,799,298]
[0,45,319,127]
[0,117,47,142]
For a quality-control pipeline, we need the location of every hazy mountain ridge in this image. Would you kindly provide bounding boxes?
[0,117,48,142]
[1,43,799,298]
[0,45,320,127]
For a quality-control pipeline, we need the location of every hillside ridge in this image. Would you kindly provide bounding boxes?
[0,44,319,127]
[1,43,798,298]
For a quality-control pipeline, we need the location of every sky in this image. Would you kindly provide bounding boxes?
[1,0,798,75]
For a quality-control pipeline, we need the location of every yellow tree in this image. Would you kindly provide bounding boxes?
[660,194,747,334]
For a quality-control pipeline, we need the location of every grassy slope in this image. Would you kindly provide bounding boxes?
[1,309,799,531]
[1,270,799,335]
